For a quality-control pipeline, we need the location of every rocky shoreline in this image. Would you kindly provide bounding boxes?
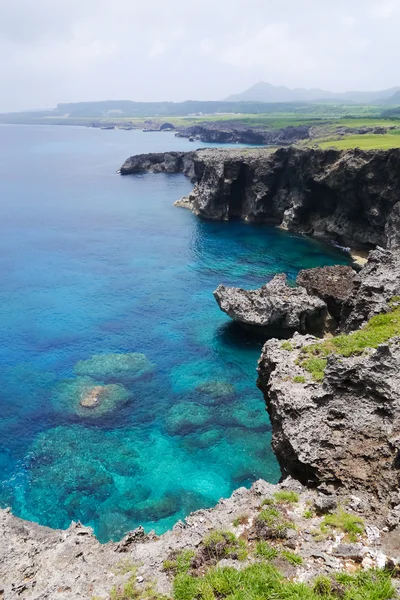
[120,146,400,250]
[2,148,400,598]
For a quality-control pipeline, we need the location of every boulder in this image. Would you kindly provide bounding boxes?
[214,274,328,337]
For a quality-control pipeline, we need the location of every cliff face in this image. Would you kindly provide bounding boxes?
[120,147,400,250]
[175,124,312,145]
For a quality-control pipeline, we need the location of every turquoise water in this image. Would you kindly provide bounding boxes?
[0,125,350,542]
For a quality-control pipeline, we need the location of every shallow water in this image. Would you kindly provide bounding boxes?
[0,125,350,541]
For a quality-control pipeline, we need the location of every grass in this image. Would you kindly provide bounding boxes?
[273,490,299,504]
[282,550,303,565]
[202,530,248,562]
[255,541,279,560]
[303,509,314,519]
[318,133,400,150]
[257,506,294,538]
[173,563,394,600]
[294,375,306,384]
[299,306,400,380]
[321,509,364,542]
[163,550,195,575]
[281,341,294,351]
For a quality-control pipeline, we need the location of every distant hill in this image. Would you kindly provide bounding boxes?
[383,90,400,105]
[225,82,400,104]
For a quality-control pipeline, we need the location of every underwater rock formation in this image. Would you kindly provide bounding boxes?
[74,352,154,384]
[214,274,328,336]
[120,147,400,250]
[257,334,400,513]
[296,265,356,323]
[165,401,211,436]
[51,376,131,417]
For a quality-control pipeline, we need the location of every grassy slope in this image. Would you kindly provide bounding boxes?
[317,132,400,150]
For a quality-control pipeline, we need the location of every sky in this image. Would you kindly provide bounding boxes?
[1,0,400,112]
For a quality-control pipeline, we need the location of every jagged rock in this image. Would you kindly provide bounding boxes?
[257,335,400,505]
[332,544,364,561]
[341,248,400,332]
[296,265,356,322]
[120,147,400,250]
[314,494,338,515]
[214,274,328,336]
[175,123,311,145]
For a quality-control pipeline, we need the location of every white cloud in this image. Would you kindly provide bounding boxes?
[0,0,399,111]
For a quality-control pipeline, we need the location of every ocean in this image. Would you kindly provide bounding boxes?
[0,125,350,541]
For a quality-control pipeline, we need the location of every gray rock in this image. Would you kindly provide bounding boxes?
[341,248,400,332]
[314,494,338,514]
[296,265,356,322]
[120,147,400,250]
[214,274,328,336]
[332,543,364,561]
[257,335,400,505]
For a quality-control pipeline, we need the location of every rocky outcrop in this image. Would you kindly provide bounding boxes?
[175,123,311,145]
[257,334,400,513]
[214,274,328,336]
[296,265,356,322]
[2,478,399,599]
[120,147,400,250]
[341,247,400,332]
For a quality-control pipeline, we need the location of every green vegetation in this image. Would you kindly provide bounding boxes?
[321,509,364,542]
[294,375,306,384]
[281,341,294,351]
[304,509,314,519]
[318,133,400,150]
[163,550,196,575]
[299,306,400,381]
[281,550,304,565]
[110,572,167,600]
[257,506,294,538]
[232,514,249,527]
[255,540,279,560]
[203,530,248,562]
[261,497,275,506]
[273,490,299,504]
[173,563,394,600]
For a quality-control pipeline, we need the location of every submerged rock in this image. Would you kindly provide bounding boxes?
[257,334,400,507]
[196,380,235,402]
[52,376,131,418]
[214,274,328,336]
[296,265,356,322]
[165,402,211,436]
[74,352,154,384]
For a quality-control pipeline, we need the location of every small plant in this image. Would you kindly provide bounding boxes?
[232,514,249,527]
[281,341,293,351]
[162,550,195,575]
[255,541,278,560]
[260,497,274,506]
[293,375,306,384]
[273,490,299,504]
[256,506,294,539]
[281,550,303,566]
[202,530,248,562]
[321,509,364,542]
[303,509,314,519]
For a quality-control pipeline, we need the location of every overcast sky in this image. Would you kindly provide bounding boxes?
[1,0,400,112]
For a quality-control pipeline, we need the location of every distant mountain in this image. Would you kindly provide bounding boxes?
[383,90,400,105]
[225,82,400,104]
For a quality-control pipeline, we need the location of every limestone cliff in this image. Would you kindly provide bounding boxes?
[120,147,400,250]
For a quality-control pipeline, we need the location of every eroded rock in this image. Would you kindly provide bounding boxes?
[296,265,356,322]
[214,274,328,336]
[257,335,400,505]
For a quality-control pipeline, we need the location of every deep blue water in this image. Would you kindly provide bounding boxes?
[0,125,350,541]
